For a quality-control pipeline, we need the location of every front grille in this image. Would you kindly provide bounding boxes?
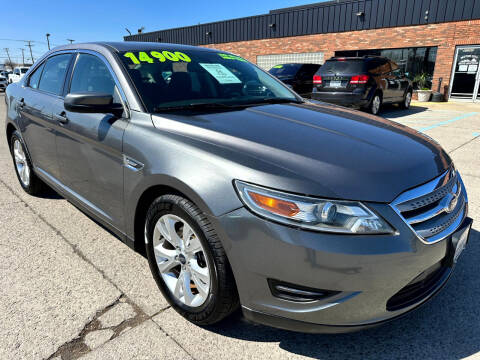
[391,168,467,243]
[386,262,450,311]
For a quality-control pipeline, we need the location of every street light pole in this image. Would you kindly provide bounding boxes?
[46,33,51,50]
[67,39,74,44]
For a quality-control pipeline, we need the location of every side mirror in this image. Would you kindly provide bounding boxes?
[64,93,123,116]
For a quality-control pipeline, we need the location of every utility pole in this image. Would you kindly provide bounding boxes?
[67,39,74,44]
[25,41,34,63]
[46,33,51,50]
[18,48,25,65]
[4,48,12,69]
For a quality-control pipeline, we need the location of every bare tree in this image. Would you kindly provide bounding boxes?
[4,59,17,70]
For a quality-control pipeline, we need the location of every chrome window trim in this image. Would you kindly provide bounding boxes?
[390,168,468,244]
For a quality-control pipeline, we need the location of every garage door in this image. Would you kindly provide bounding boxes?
[256,52,324,71]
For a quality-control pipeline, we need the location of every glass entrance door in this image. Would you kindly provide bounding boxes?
[450,46,480,101]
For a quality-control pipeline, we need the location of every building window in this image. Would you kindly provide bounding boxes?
[257,52,324,71]
[335,47,438,89]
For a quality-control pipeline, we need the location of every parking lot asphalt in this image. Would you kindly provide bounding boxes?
[1,94,479,360]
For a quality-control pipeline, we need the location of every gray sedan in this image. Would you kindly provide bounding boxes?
[4,42,472,333]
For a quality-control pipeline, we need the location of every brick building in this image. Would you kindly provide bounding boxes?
[126,0,480,102]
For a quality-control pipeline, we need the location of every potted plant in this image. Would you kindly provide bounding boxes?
[414,73,432,102]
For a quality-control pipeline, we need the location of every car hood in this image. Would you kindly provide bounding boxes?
[151,102,451,203]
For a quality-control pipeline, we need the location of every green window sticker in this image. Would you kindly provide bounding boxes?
[199,63,241,84]
[218,53,247,62]
[272,65,283,68]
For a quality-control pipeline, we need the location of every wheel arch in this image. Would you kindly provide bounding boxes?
[6,122,17,148]
[129,173,241,255]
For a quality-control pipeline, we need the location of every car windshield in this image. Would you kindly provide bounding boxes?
[20,68,28,73]
[319,60,366,74]
[118,48,300,112]
[268,64,302,77]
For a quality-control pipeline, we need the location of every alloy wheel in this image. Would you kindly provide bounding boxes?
[372,95,381,115]
[405,92,412,108]
[152,214,211,307]
[13,139,30,187]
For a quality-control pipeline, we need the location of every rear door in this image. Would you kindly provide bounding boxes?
[20,53,73,181]
[55,51,129,230]
[390,62,408,101]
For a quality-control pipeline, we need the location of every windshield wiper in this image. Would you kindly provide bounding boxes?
[153,98,304,113]
[241,97,305,106]
[153,102,240,113]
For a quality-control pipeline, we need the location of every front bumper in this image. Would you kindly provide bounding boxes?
[210,203,472,333]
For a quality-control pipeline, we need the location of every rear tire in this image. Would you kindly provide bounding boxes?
[400,90,412,109]
[145,194,239,325]
[10,131,45,195]
[369,93,382,115]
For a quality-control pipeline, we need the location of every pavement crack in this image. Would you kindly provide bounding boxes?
[448,135,480,154]
[46,295,149,360]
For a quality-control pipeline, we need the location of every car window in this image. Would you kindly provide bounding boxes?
[28,63,45,89]
[14,69,20,75]
[368,59,390,75]
[21,68,28,74]
[38,54,72,95]
[70,54,117,95]
[319,60,366,74]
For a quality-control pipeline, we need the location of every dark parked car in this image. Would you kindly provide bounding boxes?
[269,63,321,98]
[312,56,413,115]
[5,42,471,333]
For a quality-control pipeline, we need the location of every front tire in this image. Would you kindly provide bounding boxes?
[145,194,239,325]
[400,90,412,109]
[10,131,45,195]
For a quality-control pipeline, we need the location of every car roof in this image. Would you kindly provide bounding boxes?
[328,56,387,62]
[50,41,223,54]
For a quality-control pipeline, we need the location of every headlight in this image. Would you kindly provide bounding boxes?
[234,180,394,234]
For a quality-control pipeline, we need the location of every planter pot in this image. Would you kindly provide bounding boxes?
[416,90,432,102]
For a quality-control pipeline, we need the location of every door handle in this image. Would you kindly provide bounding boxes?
[54,112,69,124]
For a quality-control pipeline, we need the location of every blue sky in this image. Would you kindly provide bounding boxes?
[1,0,318,64]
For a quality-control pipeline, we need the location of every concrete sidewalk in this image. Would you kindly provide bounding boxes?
[1,94,480,360]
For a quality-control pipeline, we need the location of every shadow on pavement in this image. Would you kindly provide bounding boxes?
[381,104,429,119]
[206,229,480,359]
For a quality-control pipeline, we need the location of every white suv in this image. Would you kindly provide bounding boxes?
[8,67,29,84]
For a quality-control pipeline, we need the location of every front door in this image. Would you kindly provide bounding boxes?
[55,52,128,231]
[450,46,480,102]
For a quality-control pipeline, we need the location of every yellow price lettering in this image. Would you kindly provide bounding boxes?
[150,51,166,62]
[138,51,154,63]
[123,52,140,64]
[174,52,191,62]
[124,51,192,64]
[162,51,178,61]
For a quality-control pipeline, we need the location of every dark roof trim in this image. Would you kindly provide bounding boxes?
[125,0,480,46]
